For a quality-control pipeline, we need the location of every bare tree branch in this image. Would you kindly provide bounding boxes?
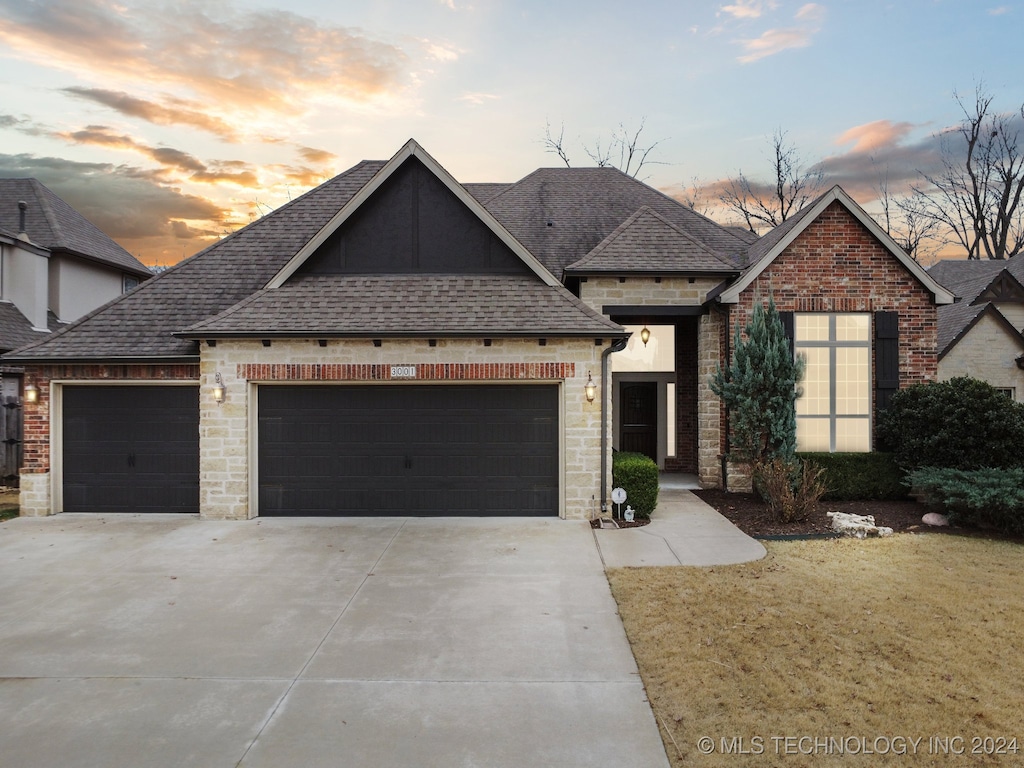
[912,83,1024,259]
[871,160,942,262]
[718,128,826,233]
[543,118,667,179]
[542,120,572,168]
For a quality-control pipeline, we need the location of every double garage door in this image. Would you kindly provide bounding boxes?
[62,384,559,516]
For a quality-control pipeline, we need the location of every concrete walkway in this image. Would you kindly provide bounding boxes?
[593,478,768,568]
[0,514,670,768]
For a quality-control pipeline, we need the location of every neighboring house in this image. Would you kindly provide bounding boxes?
[928,254,1024,402]
[4,140,953,518]
[0,179,152,481]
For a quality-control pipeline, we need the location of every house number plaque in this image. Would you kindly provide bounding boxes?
[390,365,417,378]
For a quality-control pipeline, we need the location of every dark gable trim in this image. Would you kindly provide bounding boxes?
[940,303,1024,360]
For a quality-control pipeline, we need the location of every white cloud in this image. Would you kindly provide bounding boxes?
[720,1,777,20]
[988,5,1011,14]
[737,2,825,63]
[459,93,500,105]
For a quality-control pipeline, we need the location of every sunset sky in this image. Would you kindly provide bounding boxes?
[0,0,1020,266]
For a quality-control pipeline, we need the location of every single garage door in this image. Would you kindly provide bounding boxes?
[62,386,200,513]
[258,384,559,516]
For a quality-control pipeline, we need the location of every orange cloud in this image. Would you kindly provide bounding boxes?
[835,120,916,154]
[62,87,242,141]
[0,0,412,119]
[720,1,777,20]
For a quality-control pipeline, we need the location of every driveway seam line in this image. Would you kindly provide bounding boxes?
[231,518,410,768]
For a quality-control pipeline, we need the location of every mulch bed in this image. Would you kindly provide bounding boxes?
[693,488,1024,541]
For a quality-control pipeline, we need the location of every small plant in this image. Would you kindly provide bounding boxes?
[909,466,1024,535]
[754,457,828,523]
[612,451,659,519]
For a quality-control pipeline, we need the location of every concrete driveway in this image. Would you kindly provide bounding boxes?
[0,514,670,768]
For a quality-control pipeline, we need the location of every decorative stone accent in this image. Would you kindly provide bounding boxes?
[922,512,950,527]
[827,511,894,538]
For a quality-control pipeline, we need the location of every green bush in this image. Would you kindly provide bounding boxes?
[798,452,907,500]
[612,452,659,519]
[908,466,1024,535]
[877,377,1024,471]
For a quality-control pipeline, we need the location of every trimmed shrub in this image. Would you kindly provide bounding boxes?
[909,466,1024,535]
[612,452,659,519]
[798,452,907,500]
[877,377,1024,471]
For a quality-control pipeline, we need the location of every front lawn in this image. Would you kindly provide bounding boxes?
[608,535,1024,767]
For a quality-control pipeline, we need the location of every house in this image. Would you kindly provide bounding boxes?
[0,179,153,481]
[928,254,1024,402]
[4,140,954,519]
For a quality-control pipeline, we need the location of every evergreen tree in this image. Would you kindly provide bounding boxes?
[711,298,805,465]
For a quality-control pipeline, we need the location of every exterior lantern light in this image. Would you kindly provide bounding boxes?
[212,372,225,404]
[24,383,38,404]
[584,371,596,403]
[640,325,651,346]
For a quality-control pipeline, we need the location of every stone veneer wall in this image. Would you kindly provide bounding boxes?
[200,337,607,520]
[18,363,200,516]
[719,201,939,489]
[938,313,1024,403]
[576,276,721,313]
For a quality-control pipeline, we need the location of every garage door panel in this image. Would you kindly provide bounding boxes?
[258,384,558,516]
[62,386,200,514]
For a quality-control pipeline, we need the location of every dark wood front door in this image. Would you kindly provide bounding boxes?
[620,382,657,462]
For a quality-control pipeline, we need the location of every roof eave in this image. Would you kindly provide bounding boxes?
[175,329,628,341]
[2,354,200,365]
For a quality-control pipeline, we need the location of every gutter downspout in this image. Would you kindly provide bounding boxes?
[600,336,629,515]
[720,304,731,492]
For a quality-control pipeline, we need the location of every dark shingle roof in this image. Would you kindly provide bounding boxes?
[480,167,752,278]
[463,183,513,204]
[0,305,66,353]
[4,161,387,361]
[0,179,150,276]
[179,275,623,337]
[565,206,737,275]
[931,254,1024,355]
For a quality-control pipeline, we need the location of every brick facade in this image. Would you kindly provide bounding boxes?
[18,363,200,516]
[714,202,939,488]
[938,312,1024,403]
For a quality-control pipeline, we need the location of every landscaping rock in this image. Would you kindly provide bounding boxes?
[922,512,950,527]
[826,511,894,538]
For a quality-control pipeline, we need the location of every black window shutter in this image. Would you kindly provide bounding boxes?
[779,311,795,356]
[874,311,899,413]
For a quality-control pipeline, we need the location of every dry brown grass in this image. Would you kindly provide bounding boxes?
[608,535,1024,767]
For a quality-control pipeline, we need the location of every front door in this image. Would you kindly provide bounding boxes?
[620,382,657,462]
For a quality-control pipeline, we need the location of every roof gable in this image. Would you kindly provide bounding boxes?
[939,302,1024,359]
[0,178,150,277]
[480,167,753,279]
[298,156,531,277]
[564,206,737,275]
[718,185,955,305]
[972,269,1024,304]
[269,140,558,288]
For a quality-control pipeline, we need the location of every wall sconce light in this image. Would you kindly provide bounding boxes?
[212,372,225,404]
[24,384,38,404]
[640,325,651,346]
[585,371,596,403]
